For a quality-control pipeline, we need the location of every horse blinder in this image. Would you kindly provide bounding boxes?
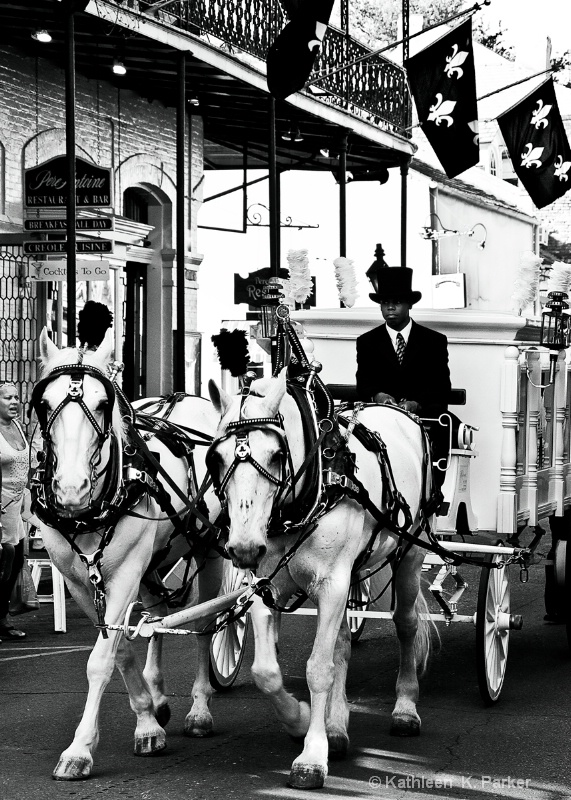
[206,419,288,503]
[30,365,116,442]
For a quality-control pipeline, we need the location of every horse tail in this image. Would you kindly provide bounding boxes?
[414,588,439,676]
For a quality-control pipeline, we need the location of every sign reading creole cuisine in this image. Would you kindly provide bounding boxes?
[24,156,112,208]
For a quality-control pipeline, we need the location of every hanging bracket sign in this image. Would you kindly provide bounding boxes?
[24,218,114,232]
[23,240,113,255]
[24,156,112,209]
[28,260,110,282]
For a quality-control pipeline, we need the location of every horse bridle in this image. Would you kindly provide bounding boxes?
[30,362,122,522]
[31,363,116,443]
[206,415,292,505]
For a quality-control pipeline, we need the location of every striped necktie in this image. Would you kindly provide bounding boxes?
[396,332,406,365]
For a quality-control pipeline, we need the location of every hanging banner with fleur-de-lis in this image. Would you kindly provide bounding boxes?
[497,78,571,209]
[267,0,335,100]
[405,18,479,178]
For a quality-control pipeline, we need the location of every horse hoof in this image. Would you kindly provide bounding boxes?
[288,764,326,790]
[390,717,420,737]
[184,716,213,738]
[52,756,92,781]
[328,733,349,760]
[155,702,171,728]
[134,729,166,755]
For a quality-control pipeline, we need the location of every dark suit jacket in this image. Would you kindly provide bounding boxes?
[356,319,451,417]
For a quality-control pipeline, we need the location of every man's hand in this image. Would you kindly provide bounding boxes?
[372,392,397,405]
[399,400,420,414]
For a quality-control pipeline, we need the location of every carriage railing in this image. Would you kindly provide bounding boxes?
[498,346,569,536]
[135,0,410,135]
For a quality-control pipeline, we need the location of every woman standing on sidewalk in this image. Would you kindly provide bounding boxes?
[0,382,31,642]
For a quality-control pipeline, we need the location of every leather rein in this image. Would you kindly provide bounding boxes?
[30,361,220,634]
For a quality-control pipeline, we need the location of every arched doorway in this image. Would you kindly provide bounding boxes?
[122,187,149,400]
[121,184,172,400]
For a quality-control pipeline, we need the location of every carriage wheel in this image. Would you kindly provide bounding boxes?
[476,547,514,705]
[208,564,250,691]
[347,578,371,643]
[553,540,571,650]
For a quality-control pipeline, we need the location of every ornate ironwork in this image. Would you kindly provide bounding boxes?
[246,203,319,230]
[0,245,38,434]
[139,0,410,135]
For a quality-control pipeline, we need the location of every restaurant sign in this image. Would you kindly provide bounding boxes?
[24,156,112,209]
[28,260,110,282]
[24,217,114,232]
[234,268,288,308]
[234,267,316,309]
[24,240,113,255]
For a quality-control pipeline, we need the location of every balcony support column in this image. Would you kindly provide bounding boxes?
[268,96,279,278]
[175,50,186,391]
[338,133,348,259]
[65,9,77,346]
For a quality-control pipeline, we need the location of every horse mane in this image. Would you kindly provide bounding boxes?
[40,346,128,443]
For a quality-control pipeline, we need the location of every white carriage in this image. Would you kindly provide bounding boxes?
[114,305,571,706]
[286,305,571,702]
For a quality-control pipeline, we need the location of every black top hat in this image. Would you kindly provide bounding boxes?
[367,266,422,305]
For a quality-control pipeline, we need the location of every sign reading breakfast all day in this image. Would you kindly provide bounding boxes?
[24,156,112,209]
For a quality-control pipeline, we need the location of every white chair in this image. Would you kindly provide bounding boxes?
[28,558,67,633]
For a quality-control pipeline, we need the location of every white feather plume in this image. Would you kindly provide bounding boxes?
[333,256,358,307]
[511,251,542,315]
[286,249,313,304]
[547,261,571,296]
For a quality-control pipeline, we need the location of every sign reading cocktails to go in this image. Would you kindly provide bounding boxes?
[28,260,110,282]
[24,156,113,209]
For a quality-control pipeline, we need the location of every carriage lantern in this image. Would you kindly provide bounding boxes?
[260,280,285,338]
[540,291,571,384]
[365,243,390,295]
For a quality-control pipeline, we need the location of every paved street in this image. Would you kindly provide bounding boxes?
[2,533,571,800]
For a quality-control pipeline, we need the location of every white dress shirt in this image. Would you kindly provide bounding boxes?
[385,319,412,353]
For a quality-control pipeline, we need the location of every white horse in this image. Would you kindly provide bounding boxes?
[208,370,433,790]
[35,329,223,780]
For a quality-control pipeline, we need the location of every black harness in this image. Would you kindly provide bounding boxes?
[204,317,527,628]
[30,362,219,634]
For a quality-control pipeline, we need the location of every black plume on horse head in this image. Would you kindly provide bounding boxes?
[77,301,114,349]
[211,328,249,377]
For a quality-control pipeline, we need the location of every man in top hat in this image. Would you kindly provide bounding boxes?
[356,266,451,419]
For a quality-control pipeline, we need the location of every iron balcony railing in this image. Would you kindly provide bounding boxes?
[138,0,410,136]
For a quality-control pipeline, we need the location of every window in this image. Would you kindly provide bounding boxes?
[0,141,5,214]
[489,150,497,177]
[123,187,149,224]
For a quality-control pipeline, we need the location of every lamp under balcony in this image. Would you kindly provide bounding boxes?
[31,30,52,43]
[281,125,303,143]
[112,59,127,76]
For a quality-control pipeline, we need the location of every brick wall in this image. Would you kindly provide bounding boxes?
[0,43,204,391]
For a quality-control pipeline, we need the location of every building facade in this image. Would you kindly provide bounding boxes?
[0,0,413,409]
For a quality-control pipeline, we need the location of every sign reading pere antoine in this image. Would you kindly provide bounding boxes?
[24,156,112,209]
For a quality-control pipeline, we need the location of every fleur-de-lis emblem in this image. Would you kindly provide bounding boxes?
[444,44,469,79]
[427,94,456,127]
[554,154,571,181]
[308,21,327,52]
[531,99,552,129]
[520,143,544,168]
[468,120,480,146]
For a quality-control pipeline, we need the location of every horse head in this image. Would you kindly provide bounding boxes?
[35,327,123,514]
[208,369,302,570]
